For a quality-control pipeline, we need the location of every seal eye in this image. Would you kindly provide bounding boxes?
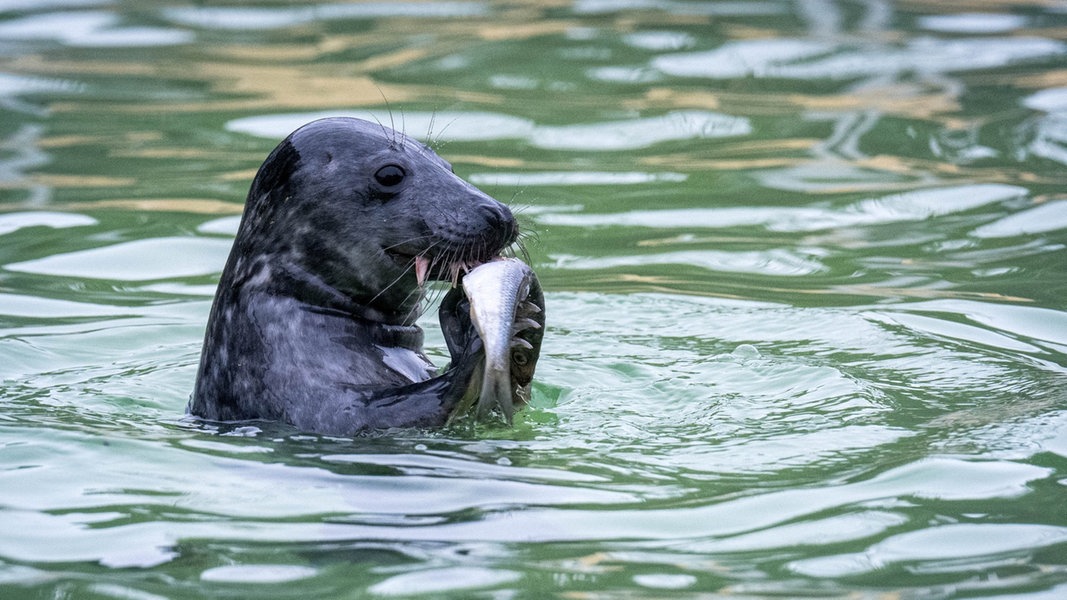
[374,164,406,187]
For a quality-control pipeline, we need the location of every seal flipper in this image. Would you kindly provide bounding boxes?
[339,345,484,432]
[310,322,485,435]
[319,284,487,434]
[438,284,487,424]
[439,283,476,368]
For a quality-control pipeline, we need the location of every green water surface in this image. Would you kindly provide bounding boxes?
[1,1,1067,598]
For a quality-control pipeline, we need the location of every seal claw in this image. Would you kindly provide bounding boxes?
[510,337,534,350]
[512,318,541,335]
[519,301,542,314]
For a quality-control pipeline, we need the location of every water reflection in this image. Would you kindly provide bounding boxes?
[537,183,1028,230]
[1021,87,1067,166]
[227,109,750,150]
[659,37,1067,81]
[974,201,1067,238]
[573,0,789,17]
[0,11,193,47]
[789,523,1067,578]
[918,12,1030,34]
[163,2,490,30]
[0,210,95,235]
[5,237,232,280]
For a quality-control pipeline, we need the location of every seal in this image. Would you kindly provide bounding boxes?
[189,117,522,435]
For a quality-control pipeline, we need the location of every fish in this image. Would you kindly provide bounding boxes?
[460,258,545,424]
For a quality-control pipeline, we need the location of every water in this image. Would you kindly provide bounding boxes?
[1,1,1066,598]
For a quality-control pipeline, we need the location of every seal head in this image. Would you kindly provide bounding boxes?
[190,117,520,434]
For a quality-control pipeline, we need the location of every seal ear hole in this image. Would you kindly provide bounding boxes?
[374,164,406,187]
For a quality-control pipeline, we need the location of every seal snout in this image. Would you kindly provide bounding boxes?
[479,199,518,249]
[394,189,518,288]
[460,198,519,278]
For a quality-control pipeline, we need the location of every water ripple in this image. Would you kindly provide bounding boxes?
[226,110,535,142]
[5,237,232,281]
[789,523,1067,577]
[469,171,687,186]
[529,111,751,150]
[551,249,825,276]
[0,211,96,235]
[652,37,1066,81]
[918,12,1028,34]
[162,2,489,30]
[226,109,749,150]
[0,11,193,47]
[538,184,1026,231]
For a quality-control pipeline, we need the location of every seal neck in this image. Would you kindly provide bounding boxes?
[248,259,424,328]
[369,322,425,351]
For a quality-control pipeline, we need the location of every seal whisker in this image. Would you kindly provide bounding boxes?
[367,263,416,309]
[513,230,535,264]
[367,238,443,309]
[426,109,438,145]
[381,234,437,253]
[432,115,461,149]
[398,283,429,325]
[386,103,396,145]
[419,283,447,320]
[374,86,401,149]
[369,95,392,144]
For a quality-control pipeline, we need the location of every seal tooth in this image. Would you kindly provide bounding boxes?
[449,259,480,288]
[414,256,430,287]
[448,261,466,288]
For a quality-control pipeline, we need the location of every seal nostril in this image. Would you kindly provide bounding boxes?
[484,202,513,227]
[478,202,517,249]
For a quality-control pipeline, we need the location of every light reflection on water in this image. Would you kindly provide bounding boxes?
[227,109,751,149]
[1,0,1066,598]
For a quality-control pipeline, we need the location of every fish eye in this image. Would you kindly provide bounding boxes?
[374,164,406,187]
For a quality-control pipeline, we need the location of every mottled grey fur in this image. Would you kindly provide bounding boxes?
[190,117,517,435]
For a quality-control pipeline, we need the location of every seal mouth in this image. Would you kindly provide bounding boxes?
[385,249,496,288]
[417,254,497,288]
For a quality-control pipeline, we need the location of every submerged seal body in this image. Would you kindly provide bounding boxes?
[190,117,520,435]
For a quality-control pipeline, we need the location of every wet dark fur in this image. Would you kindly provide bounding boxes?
[189,117,517,435]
